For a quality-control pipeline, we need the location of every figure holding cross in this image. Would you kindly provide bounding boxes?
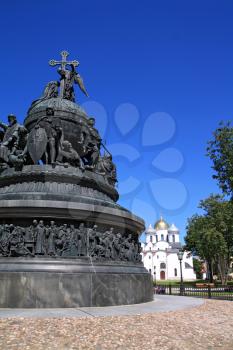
[49,51,88,102]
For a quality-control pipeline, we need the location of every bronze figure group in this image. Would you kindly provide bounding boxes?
[0,221,142,262]
[0,112,116,186]
[0,51,116,186]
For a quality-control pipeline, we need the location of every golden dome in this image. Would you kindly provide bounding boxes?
[154,216,169,230]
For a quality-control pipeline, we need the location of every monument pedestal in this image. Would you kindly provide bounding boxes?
[0,258,153,307]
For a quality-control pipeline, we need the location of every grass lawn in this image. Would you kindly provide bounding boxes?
[154,279,206,286]
[154,279,233,286]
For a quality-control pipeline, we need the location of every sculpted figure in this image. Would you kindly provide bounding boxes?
[0,129,4,143]
[80,118,101,169]
[38,108,62,164]
[129,240,136,262]
[68,225,79,256]
[49,51,88,102]
[35,220,46,255]
[13,240,33,257]
[112,233,122,260]
[0,115,26,169]
[121,234,133,261]
[135,242,142,262]
[59,224,72,256]
[9,227,21,256]
[8,126,28,170]
[77,223,87,256]
[96,154,117,186]
[58,224,79,257]
[101,235,110,259]
[95,235,106,258]
[56,140,84,169]
[0,115,20,148]
[47,221,57,256]
[27,107,63,165]
[58,64,88,102]
[9,226,32,257]
[27,107,84,170]
[87,225,98,256]
[23,223,36,255]
[0,224,12,256]
[55,224,67,255]
[41,81,59,99]
[91,229,102,258]
[29,220,38,239]
[61,225,74,257]
[103,228,114,259]
[29,81,59,110]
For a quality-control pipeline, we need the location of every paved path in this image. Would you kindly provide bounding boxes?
[0,295,203,318]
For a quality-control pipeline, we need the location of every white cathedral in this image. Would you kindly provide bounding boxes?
[141,217,196,281]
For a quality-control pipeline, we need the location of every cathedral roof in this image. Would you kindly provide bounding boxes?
[154,216,169,230]
[146,224,155,234]
[170,242,182,249]
[168,223,179,233]
[185,262,193,269]
[148,223,153,230]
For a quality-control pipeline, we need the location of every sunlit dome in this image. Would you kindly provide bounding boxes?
[154,216,169,230]
[168,223,179,233]
[146,224,154,234]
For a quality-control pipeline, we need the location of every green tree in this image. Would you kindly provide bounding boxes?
[199,195,233,269]
[185,215,215,282]
[185,202,229,284]
[207,121,233,196]
[193,258,203,279]
[186,123,233,284]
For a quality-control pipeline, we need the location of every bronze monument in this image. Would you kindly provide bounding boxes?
[0,51,153,307]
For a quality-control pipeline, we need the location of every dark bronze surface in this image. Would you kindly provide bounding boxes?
[0,51,152,307]
[0,220,142,262]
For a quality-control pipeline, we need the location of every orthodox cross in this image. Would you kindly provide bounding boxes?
[49,51,79,98]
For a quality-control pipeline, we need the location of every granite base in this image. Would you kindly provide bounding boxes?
[0,258,153,308]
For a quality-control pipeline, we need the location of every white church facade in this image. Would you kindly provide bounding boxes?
[141,217,196,281]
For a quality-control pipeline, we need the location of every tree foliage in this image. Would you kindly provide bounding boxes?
[186,122,233,284]
[199,195,233,263]
[193,258,203,279]
[185,195,233,284]
[207,121,233,196]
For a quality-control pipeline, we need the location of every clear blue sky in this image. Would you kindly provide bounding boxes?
[0,1,233,241]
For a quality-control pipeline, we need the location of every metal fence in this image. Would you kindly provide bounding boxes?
[155,284,233,301]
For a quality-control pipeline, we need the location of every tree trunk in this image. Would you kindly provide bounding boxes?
[207,260,213,282]
[218,256,228,285]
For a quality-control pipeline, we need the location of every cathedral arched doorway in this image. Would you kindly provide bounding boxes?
[160,271,165,280]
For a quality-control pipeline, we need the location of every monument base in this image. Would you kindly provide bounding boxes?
[0,258,153,307]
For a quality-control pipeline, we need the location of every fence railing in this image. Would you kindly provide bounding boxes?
[155,284,233,301]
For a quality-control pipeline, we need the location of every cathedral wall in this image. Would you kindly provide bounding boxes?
[156,229,168,242]
[168,233,180,243]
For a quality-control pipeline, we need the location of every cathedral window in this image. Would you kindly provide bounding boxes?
[150,235,152,242]
[161,234,164,241]
[172,235,175,243]
[160,262,166,269]
[174,268,177,276]
[156,235,158,242]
